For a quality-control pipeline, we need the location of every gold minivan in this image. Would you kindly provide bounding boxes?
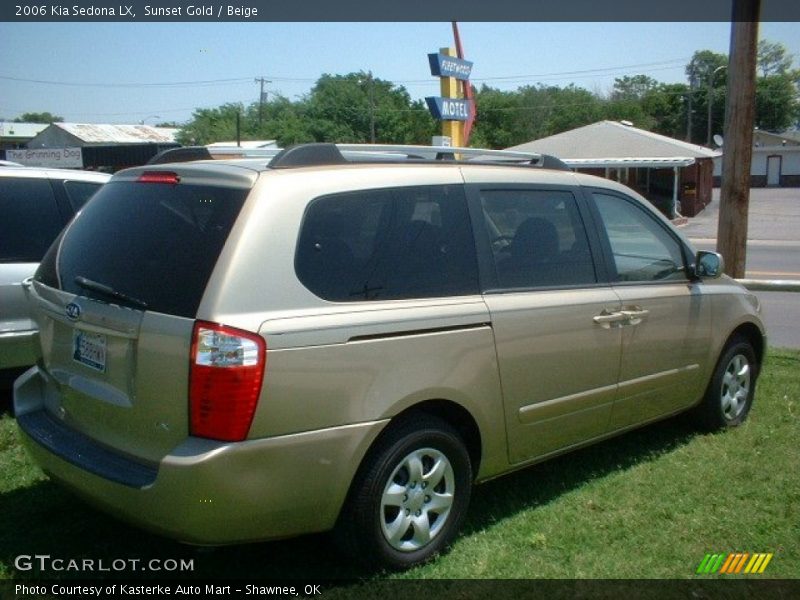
[14,144,764,569]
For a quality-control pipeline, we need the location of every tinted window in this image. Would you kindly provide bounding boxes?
[37,180,248,318]
[296,185,478,301]
[593,192,686,282]
[63,180,104,211]
[0,177,63,262]
[480,189,596,289]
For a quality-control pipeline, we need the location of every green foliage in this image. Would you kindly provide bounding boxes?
[642,83,690,139]
[471,84,604,149]
[686,50,727,88]
[13,111,63,124]
[611,75,660,101]
[175,103,247,146]
[757,40,794,77]
[175,72,436,147]
[303,71,435,144]
[756,73,800,132]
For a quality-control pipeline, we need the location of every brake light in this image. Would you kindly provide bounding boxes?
[138,171,180,184]
[189,321,266,442]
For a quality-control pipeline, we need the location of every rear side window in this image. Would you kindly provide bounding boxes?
[0,177,63,262]
[63,180,104,211]
[296,185,479,301]
[36,180,248,318]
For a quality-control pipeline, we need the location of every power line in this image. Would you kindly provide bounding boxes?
[0,57,692,90]
[0,75,255,88]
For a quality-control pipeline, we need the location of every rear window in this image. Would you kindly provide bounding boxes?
[36,179,248,318]
[0,176,64,262]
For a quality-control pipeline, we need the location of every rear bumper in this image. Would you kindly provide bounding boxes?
[14,366,387,544]
[0,329,38,370]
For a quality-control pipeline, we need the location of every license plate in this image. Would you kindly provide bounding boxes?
[73,330,107,373]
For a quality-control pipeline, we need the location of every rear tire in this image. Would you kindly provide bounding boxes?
[335,414,472,570]
[697,336,758,431]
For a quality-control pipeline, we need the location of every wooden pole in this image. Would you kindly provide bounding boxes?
[717,0,760,278]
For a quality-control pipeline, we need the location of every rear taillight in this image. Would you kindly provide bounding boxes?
[138,171,180,184]
[189,321,266,442]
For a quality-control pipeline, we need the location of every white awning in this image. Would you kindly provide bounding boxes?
[564,157,696,169]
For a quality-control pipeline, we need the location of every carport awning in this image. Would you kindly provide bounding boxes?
[563,157,696,169]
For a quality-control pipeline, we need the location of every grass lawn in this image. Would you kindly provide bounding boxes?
[0,349,797,585]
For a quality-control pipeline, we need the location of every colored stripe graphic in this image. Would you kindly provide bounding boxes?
[697,552,773,574]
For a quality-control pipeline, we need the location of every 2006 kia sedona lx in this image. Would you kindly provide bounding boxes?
[14,144,764,569]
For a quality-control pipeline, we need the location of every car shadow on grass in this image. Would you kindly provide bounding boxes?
[463,412,702,536]
[0,412,702,584]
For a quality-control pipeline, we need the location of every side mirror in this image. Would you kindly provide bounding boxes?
[694,251,724,279]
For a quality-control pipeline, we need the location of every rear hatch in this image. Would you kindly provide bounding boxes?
[28,165,256,463]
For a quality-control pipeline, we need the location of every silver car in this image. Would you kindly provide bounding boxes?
[14,144,764,569]
[0,166,109,376]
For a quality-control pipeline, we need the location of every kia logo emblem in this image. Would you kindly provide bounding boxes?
[65,302,82,321]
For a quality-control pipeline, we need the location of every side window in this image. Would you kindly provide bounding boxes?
[296,185,479,301]
[480,189,596,289]
[592,192,687,282]
[0,177,64,262]
[63,180,103,211]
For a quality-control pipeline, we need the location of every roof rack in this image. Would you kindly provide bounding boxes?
[268,143,570,170]
[146,145,282,165]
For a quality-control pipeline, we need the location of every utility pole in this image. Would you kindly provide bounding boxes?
[367,71,375,144]
[717,0,760,278]
[255,77,271,128]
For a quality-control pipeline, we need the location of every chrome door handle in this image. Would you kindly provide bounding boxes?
[593,310,628,328]
[620,307,650,324]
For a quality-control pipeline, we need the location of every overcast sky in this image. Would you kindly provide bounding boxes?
[1,21,798,124]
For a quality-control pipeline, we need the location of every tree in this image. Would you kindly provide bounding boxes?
[755,73,800,131]
[757,40,794,77]
[753,40,800,131]
[471,86,527,148]
[303,72,434,144]
[641,83,690,138]
[543,85,604,135]
[253,94,314,146]
[686,50,728,89]
[175,103,245,145]
[471,84,604,148]
[684,51,728,145]
[14,111,63,123]
[611,75,660,102]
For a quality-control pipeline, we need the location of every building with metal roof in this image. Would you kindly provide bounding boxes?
[25,123,180,171]
[507,120,722,217]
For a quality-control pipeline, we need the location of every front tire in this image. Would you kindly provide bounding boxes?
[336,414,472,570]
[698,336,759,430]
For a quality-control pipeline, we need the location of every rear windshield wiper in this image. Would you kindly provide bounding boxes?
[74,276,149,310]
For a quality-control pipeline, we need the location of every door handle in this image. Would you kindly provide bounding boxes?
[620,307,650,325]
[593,310,628,328]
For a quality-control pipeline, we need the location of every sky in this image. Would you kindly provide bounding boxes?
[1,21,799,125]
